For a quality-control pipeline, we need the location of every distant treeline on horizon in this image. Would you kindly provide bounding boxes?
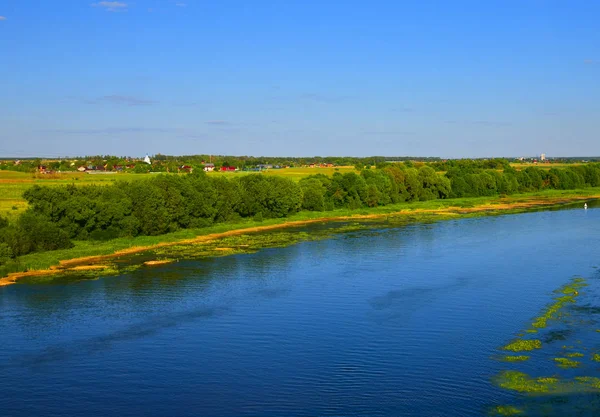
[2,155,600,174]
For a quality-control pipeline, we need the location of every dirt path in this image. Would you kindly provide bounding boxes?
[0,195,594,287]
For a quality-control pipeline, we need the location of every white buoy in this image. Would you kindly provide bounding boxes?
[584,203,588,210]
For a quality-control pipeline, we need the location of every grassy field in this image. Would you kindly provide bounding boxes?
[205,166,357,181]
[0,167,358,219]
[0,171,148,220]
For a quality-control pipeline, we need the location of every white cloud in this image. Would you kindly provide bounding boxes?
[92,2,128,12]
[175,2,187,7]
[0,16,7,21]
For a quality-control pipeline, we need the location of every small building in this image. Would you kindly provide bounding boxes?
[220,166,236,172]
[258,164,273,170]
[203,163,215,172]
[179,165,193,173]
[77,166,87,172]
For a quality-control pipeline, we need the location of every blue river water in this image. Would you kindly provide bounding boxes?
[1,204,600,416]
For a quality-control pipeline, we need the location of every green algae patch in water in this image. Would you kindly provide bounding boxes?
[490,405,524,416]
[554,357,580,369]
[495,371,559,394]
[592,354,600,362]
[530,279,586,329]
[574,377,600,390]
[495,372,600,395]
[502,339,542,352]
[565,352,584,358]
[500,355,530,362]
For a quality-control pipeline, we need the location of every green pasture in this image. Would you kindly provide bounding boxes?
[0,167,357,219]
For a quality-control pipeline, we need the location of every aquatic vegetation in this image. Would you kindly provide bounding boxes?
[574,377,600,389]
[530,279,586,329]
[495,371,559,393]
[491,276,600,403]
[496,372,600,395]
[490,405,524,416]
[502,339,542,352]
[553,357,580,369]
[500,355,530,362]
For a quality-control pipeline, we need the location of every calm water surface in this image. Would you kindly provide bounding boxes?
[2,205,600,416]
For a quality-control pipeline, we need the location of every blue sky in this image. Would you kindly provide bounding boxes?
[0,1,599,158]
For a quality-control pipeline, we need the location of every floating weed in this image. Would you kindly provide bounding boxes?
[502,339,542,352]
[530,279,586,329]
[495,371,559,393]
[554,357,580,369]
[501,355,530,362]
[490,405,524,416]
[592,354,600,362]
[574,377,600,389]
[496,372,600,395]
[565,352,585,358]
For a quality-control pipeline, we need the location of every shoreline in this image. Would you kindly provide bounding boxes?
[0,193,596,287]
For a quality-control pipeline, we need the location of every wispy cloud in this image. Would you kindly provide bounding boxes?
[205,120,233,126]
[0,16,7,21]
[92,1,128,12]
[584,59,598,65]
[390,107,415,113]
[175,2,187,7]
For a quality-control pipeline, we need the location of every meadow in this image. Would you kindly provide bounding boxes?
[0,167,358,220]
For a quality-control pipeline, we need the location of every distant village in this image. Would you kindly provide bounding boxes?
[0,153,596,176]
[0,154,341,175]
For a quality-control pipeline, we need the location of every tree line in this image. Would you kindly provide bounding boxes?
[1,163,600,266]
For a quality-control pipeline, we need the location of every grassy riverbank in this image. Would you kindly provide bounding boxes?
[1,188,598,287]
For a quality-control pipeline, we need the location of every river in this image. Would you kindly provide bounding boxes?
[1,204,600,416]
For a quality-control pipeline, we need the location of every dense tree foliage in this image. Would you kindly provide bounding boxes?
[2,163,600,265]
